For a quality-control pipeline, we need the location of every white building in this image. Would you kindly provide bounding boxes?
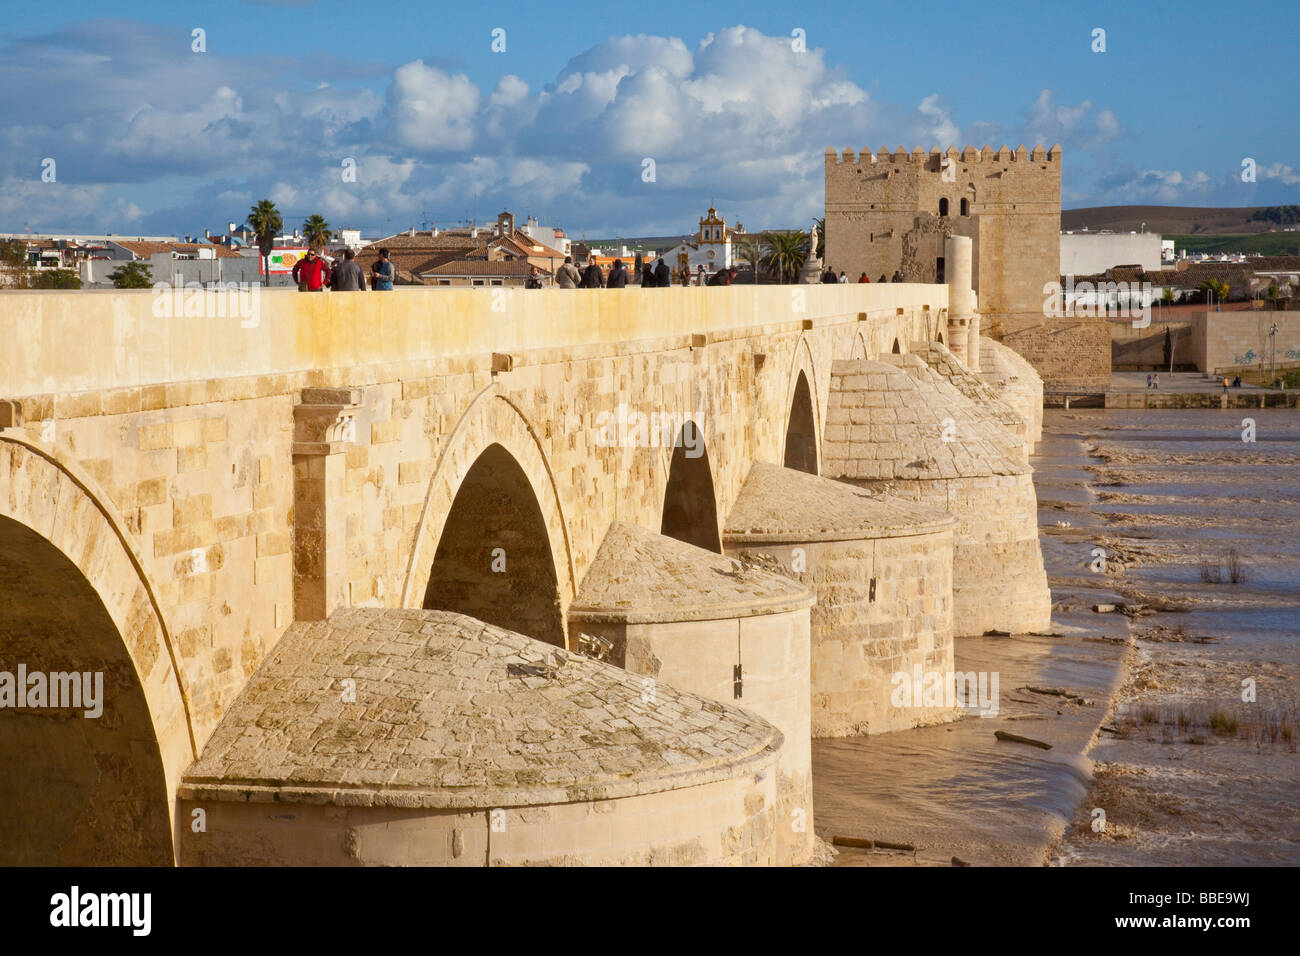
[1060,231,1163,275]
[520,216,570,257]
[658,207,738,284]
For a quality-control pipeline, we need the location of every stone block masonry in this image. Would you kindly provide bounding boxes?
[821,360,1051,637]
[2,281,1039,865]
[825,144,1110,389]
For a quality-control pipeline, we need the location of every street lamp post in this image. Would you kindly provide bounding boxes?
[1269,321,1279,387]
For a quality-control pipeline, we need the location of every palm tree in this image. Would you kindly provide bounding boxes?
[303,214,332,250]
[735,237,766,283]
[247,200,283,287]
[760,230,810,284]
[1199,278,1229,308]
[812,217,825,260]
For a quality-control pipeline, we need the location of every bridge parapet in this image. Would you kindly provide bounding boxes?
[1,286,947,399]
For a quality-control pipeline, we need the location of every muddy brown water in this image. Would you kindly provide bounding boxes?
[812,408,1299,866]
[1041,408,1299,866]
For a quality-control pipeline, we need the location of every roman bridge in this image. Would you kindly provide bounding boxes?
[0,281,967,865]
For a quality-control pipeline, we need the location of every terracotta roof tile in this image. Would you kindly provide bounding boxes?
[423,259,549,277]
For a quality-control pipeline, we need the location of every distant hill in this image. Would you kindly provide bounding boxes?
[581,229,800,251]
[1166,233,1300,256]
[1061,205,1288,235]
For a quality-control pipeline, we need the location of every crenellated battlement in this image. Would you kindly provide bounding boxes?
[823,141,1102,389]
[826,144,1060,167]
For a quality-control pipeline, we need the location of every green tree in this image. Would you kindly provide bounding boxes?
[0,239,31,287]
[760,230,810,284]
[1161,287,1174,304]
[108,260,153,289]
[302,214,332,249]
[735,237,766,283]
[30,269,81,289]
[247,199,284,286]
[1199,278,1229,303]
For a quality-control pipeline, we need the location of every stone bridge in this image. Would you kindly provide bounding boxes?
[0,281,1024,865]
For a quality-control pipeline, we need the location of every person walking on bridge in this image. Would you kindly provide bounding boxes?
[555,255,581,288]
[581,258,604,288]
[331,248,364,291]
[653,257,670,287]
[292,247,331,292]
[606,259,629,288]
[369,248,394,290]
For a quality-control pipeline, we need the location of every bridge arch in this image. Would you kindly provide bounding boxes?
[659,421,722,553]
[850,330,869,360]
[404,388,576,644]
[782,337,821,475]
[0,437,194,865]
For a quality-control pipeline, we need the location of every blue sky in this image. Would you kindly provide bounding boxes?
[1,0,1296,238]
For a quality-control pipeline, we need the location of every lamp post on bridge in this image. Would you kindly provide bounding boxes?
[1269,321,1279,387]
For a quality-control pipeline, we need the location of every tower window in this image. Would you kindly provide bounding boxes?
[960,198,969,216]
[939,198,949,217]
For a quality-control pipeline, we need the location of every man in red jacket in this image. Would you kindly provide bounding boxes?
[291,247,331,291]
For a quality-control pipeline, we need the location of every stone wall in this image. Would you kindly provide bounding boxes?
[1000,319,1112,389]
[1110,320,1195,370]
[179,762,781,866]
[0,285,947,856]
[881,474,1051,636]
[724,533,956,736]
[1188,310,1300,373]
[821,359,1051,637]
[825,145,1110,388]
[568,609,813,864]
[979,337,1044,447]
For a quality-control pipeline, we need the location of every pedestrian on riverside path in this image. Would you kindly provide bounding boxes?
[1146,373,1153,389]
[1153,373,1160,389]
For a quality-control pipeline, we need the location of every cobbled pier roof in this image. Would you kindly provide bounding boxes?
[568,521,814,624]
[723,462,954,542]
[180,607,780,808]
[822,359,1027,482]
